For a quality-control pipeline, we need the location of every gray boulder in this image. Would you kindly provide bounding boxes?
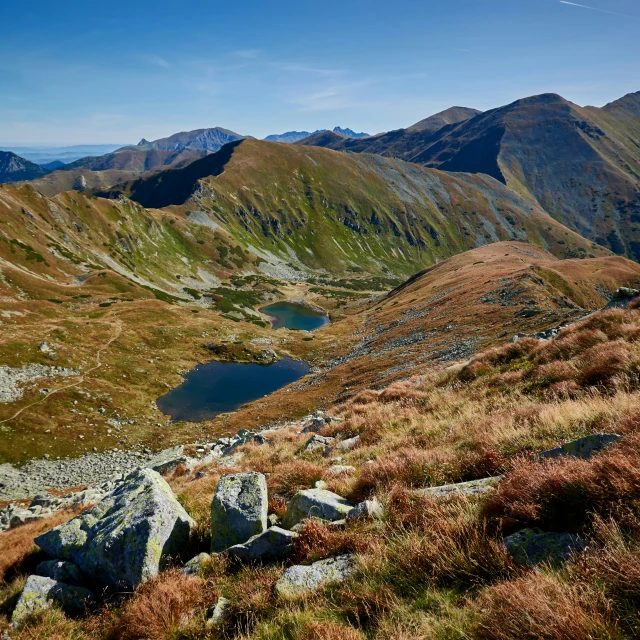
[503,528,586,567]
[211,472,268,553]
[35,468,195,589]
[336,435,360,451]
[303,434,334,455]
[275,555,356,598]
[206,596,230,627]
[11,575,95,625]
[227,526,298,563]
[282,488,353,529]
[181,552,211,576]
[35,560,85,587]
[146,446,187,475]
[539,433,621,461]
[346,498,384,522]
[416,476,503,499]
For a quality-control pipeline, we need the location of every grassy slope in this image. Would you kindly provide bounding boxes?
[5,262,640,638]
[111,138,609,278]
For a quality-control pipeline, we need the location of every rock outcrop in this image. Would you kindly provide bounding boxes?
[210,472,268,552]
[227,526,298,563]
[11,575,95,626]
[282,488,353,529]
[539,433,622,461]
[34,468,194,588]
[503,528,586,567]
[275,555,356,597]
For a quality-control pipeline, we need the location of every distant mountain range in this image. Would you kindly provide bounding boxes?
[265,127,370,143]
[0,151,49,182]
[0,144,126,166]
[4,91,640,263]
[298,94,640,259]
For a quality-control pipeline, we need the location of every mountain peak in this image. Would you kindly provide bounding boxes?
[407,106,482,133]
[332,126,370,138]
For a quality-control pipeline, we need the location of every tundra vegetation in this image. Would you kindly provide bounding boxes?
[3,302,640,638]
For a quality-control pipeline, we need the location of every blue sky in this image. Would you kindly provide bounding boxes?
[1,0,638,145]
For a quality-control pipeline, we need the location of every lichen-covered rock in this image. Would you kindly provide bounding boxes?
[539,433,622,461]
[275,555,356,598]
[503,528,586,567]
[346,498,384,522]
[181,552,211,576]
[11,575,95,625]
[303,434,334,455]
[206,596,230,627]
[211,472,268,553]
[282,488,353,529]
[228,526,298,563]
[416,476,503,499]
[35,560,85,587]
[34,468,195,589]
[146,446,187,475]
[325,465,356,476]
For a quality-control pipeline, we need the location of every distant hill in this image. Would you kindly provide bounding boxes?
[298,92,640,260]
[0,151,49,183]
[25,128,247,195]
[264,130,323,143]
[406,106,482,132]
[132,127,245,152]
[332,126,370,138]
[0,144,125,165]
[266,127,370,144]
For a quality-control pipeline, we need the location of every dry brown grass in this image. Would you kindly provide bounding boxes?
[383,488,516,591]
[0,509,83,584]
[482,435,640,532]
[296,621,365,640]
[112,570,202,640]
[473,571,619,640]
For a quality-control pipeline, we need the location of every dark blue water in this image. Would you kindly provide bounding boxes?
[156,356,310,422]
[261,302,329,331]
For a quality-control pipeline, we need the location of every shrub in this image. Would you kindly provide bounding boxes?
[481,435,640,532]
[114,570,201,640]
[473,572,619,640]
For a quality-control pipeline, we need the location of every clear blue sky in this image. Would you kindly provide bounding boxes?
[1,0,638,145]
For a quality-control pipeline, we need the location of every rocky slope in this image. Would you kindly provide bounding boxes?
[97,138,607,279]
[0,151,49,183]
[299,91,640,259]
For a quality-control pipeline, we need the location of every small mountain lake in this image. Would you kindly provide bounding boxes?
[261,302,329,331]
[156,356,310,422]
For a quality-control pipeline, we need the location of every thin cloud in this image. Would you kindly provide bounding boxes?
[144,55,171,68]
[559,1,640,20]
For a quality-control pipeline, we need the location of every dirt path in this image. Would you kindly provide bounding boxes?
[0,315,123,426]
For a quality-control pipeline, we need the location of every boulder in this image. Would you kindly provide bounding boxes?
[503,528,586,567]
[206,596,230,627]
[227,526,298,563]
[211,472,268,553]
[35,560,85,587]
[336,435,360,451]
[325,465,356,476]
[11,575,95,625]
[275,555,356,598]
[146,446,187,475]
[416,476,502,499]
[539,433,622,461]
[282,488,353,529]
[181,552,211,576]
[346,498,384,522]
[35,468,195,589]
[303,434,334,455]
